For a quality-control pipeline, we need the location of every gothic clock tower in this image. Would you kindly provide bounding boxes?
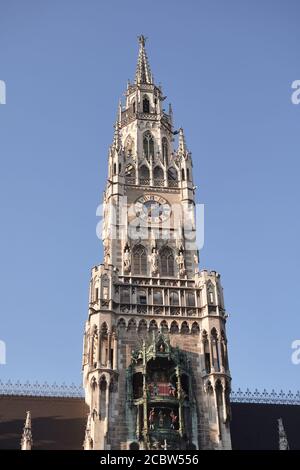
[82,36,232,450]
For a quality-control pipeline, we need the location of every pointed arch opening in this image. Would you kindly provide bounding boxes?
[160,320,169,334]
[139,165,150,185]
[170,321,179,334]
[167,167,178,187]
[181,321,190,335]
[117,318,126,331]
[191,322,200,335]
[149,319,158,332]
[143,96,150,113]
[162,137,169,166]
[153,166,164,186]
[143,131,154,161]
[132,245,147,275]
[128,318,137,332]
[160,247,175,277]
[211,328,220,372]
[202,330,211,374]
[99,375,107,420]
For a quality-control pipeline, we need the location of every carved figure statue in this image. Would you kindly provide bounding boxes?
[176,251,186,276]
[149,248,159,275]
[170,410,178,430]
[123,246,131,273]
[149,408,155,430]
[158,410,165,428]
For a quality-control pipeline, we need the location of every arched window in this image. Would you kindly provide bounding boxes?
[143,132,154,161]
[117,318,126,331]
[132,101,136,114]
[162,137,168,165]
[132,245,147,275]
[160,320,168,333]
[170,290,179,306]
[149,319,158,332]
[153,166,164,184]
[181,168,185,181]
[221,331,229,371]
[170,321,179,334]
[167,167,178,186]
[211,328,220,372]
[143,96,150,113]
[128,318,137,331]
[99,376,107,420]
[187,168,190,181]
[139,165,150,185]
[181,321,190,334]
[191,322,200,335]
[160,247,174,277]
[113,163,116,175]
[153,289,163,304]
[202,330,211,373]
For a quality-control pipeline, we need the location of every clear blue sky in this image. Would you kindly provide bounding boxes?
[0,0,299,392]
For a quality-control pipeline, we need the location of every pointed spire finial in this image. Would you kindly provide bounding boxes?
[178,127,187,155]
[21,411,33,450]
[278,418,290,450]
[138,34,147,47]
[135,35,153,85]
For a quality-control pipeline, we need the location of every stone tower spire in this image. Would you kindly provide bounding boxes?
[21,411,33,450]
[82,36,232,451]
[278,418,290,450]
[135,35,153,85]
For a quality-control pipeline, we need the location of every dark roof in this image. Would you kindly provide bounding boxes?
[231,402,300,450]
[0,395,88,450]
[0,395,300,449]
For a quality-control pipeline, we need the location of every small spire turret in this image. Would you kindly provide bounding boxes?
[21,411,33,450]
[278,418,290,450]
[178,127,187,155]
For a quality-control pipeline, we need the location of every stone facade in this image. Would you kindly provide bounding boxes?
[82,36,232,450]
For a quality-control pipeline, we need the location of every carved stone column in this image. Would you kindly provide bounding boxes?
[176,366,184,436]
[113,333,118,370]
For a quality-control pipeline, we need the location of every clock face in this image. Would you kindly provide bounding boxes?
[135,195,171,223]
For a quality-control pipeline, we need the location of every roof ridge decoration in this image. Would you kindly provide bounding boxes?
[135,35,153,85]
[1,380,300,405]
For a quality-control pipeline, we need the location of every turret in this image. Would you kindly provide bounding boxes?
[20,411,33,450]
